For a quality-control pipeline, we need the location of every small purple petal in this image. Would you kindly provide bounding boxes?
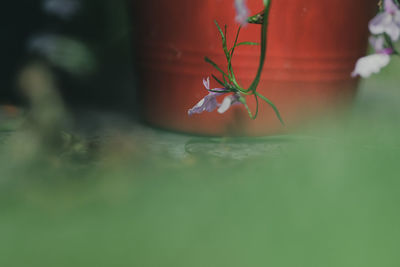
[203,77,210,90]
[188,93,219,116]
[369,13,391,34]
[385,0,399,14]
[369,35,385,51]
[204,96,219,112]
[380,47,395,55]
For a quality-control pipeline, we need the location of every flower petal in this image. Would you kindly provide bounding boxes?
[394,10,400,27]
[203,77,210,90]
[369,13,392,35]
[385,0,399,14]
[352,54,391,78]
[188,98,205,116]
[204,96,219,112]
[369,35,385,51]
[188,93,219,116]
[218,96,234,114]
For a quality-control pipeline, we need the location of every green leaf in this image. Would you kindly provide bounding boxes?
[211,74,226,87]
[229,42,259,54]
[214,20,231,67]
[204,57,229,82]
[236,41,259,47]
[256,92,285,125]
[239,96,258,120]
[242,100,254,119]
[230,26,242,57]
[224,24,228,43]
[253,94,259,120]
[214,20,226,42]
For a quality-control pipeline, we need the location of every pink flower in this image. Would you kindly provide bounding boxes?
[369,0,400,41]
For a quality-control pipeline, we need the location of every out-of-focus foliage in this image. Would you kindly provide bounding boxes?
[1,0,135,111]
[0,59,400,267]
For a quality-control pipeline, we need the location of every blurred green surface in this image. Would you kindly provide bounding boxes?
[1,60,400,267]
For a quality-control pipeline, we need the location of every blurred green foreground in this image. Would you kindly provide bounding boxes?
[1,60,400,267]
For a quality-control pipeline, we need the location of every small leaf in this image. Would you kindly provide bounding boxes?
[236,42,259,46]
[256,92,285,125]
[230,26,242,57]
[204,57,229,82]
[229,42,259,54]
[211,74,226,87]
[214,20,231,65]
[253,94,259,119]
[214,20,226,41]
[243,102,253,119]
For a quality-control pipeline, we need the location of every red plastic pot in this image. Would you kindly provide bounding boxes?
[133,0,377,136]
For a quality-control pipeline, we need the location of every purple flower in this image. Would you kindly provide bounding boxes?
[369,0,400,41]
[352,36,394,78]
[234,0,250,26]
[188,77,243,116]
[188,77,225,116]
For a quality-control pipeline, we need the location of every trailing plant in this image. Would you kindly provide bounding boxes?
[188,0,285,125]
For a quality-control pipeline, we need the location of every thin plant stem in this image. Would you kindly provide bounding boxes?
[247,0,271,93]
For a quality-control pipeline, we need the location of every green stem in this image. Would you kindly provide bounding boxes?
[247,0,271,92]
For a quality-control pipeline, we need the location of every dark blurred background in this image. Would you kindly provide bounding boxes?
[0,0,135,113]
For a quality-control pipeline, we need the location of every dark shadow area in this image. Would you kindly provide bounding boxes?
[0,0,137,115]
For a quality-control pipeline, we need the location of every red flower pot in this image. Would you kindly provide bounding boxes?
[133,0,377,136]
